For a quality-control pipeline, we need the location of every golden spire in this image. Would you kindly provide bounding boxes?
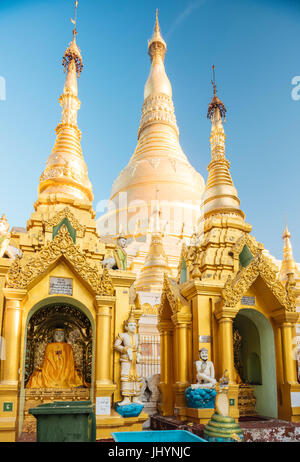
[202,67,244,221]
[143,10,173,104]
[279,223,298,282]
[37,0,93,209]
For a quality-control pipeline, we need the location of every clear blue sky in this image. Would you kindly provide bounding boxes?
[0,0,299,263]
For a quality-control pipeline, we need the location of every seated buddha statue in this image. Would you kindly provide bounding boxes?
[26,328,86,389]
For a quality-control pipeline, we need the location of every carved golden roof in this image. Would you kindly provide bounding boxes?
[222,250,297,312]
[6,224,114,296]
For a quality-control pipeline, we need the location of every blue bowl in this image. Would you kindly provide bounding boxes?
[115,403,144,418]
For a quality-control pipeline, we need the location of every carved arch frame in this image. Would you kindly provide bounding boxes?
[43,207,85,238]
[222,251,296,313]
[6,224,114,297]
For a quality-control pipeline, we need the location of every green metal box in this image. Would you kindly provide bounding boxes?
[29,400,96,443]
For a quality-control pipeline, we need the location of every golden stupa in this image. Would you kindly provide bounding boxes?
[37,30,93,211]
[99,12,205,280]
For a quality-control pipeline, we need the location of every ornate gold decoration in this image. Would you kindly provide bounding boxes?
[238,385,257,417]
[159,273,191,323]
[222,251,296,312]
[23,387,90,435]
[99,268,115,297]
[138,94,178,138]
[160,273,180,315]
[44,207,85,237]
[232,233,264,260]
[6,225,114,296]
[142,303,158,315]
[179,241,202,282]
[233,328,243,379]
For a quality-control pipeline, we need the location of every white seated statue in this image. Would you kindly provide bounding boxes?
[192,348,217,389]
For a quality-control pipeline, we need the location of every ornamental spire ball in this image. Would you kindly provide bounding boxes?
[62,0,83,77]
[207,65,227,121]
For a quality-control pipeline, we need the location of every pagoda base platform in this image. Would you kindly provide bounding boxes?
[95,410,149,440]
[150,415,300,442]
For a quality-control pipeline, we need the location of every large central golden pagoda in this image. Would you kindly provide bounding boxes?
[99,12,205,282]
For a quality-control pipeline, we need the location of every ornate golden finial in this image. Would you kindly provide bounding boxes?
[148,9,167,60]
[283,219,291,240]
[63,0,83,77]
[207,65,227,121]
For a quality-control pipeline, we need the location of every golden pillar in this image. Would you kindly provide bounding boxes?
[94,295,117,397]
[216,311,236,383]
[281,322,297,384]
[158,321,174,416]
[215,305,240,421]
[172,313,192,410]
[272,309,299,385]
[0,288,27,442]
[1,289,27,385]
[272,309,300,422]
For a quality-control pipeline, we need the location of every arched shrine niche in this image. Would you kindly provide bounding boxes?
[24,303,93,388]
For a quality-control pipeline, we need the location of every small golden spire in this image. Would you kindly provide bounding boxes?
[280,222,298,281]
[283,219,291,240]
[37,0,93,209]
[202,67,245,221]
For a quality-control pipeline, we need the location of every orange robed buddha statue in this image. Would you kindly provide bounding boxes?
[26,328,86,389]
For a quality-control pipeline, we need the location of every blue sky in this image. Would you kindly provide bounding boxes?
[0,0,299,262]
